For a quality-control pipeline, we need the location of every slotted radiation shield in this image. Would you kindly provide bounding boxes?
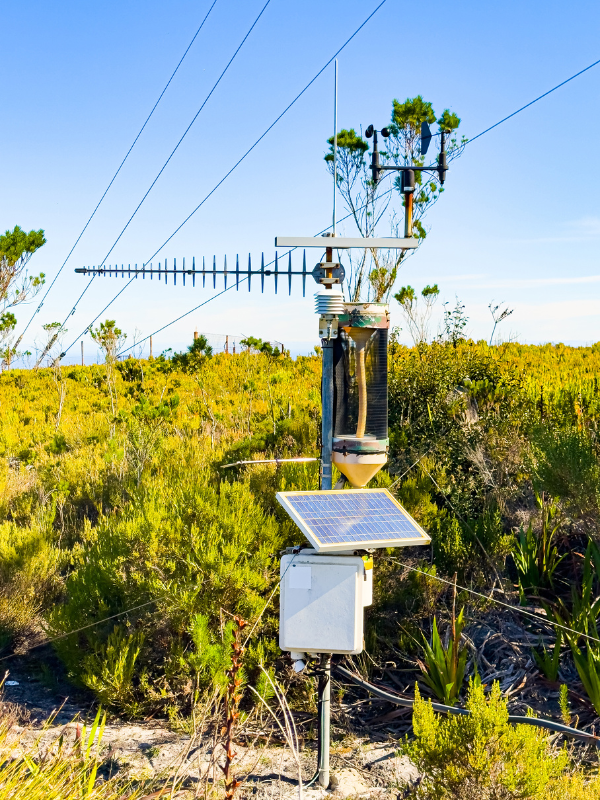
[276,488,430,553]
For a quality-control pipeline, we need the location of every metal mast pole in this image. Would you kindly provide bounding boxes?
[317,62,338,788]
[332,59,338,237]
[320,338,334,493]
[318,654,332,789]
[320,242,335,494]
[320,60,338,494]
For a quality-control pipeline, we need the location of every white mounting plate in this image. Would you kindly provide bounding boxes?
[275,236,419,250]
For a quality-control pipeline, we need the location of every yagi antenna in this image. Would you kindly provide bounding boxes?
[75,238,418,296]
[76,253,312,297]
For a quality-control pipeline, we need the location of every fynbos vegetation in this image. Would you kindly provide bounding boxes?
[3,331,600,794]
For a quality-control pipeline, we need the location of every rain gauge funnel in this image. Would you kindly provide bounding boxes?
[332,302,389,488]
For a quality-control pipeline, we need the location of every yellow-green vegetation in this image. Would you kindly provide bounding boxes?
[2,335,600,729]
[0,708,154,799]
[404,680,600,799]
[0,346,321,715]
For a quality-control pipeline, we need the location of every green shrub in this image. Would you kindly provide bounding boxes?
[0,514,61,648]
[402,679,595,799]
[531,428,600,521]
[47,472,291,715]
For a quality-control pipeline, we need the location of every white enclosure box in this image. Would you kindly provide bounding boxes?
[280,552,370,655]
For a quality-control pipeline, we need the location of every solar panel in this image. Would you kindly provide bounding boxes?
[276,489,431,553]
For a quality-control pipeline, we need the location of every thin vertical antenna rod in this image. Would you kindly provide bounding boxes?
[332,59,338,237]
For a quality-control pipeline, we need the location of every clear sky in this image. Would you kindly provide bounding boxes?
[3,0,600,363]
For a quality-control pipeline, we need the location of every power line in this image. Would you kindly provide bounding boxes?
[57,0,391,360]
[132,0,390,266]
[14,0,220,350]
[37,0,273,366]
[466,56,600,145]
[113,185,394,358]
[58,31,599,362]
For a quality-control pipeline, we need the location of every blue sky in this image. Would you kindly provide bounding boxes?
[3,0,600,362]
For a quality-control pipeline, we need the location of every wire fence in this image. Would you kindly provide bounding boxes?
[192,332,245,355]
[122,331,285,359]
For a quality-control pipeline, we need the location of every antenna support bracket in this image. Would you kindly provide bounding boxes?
[313,262,345,287]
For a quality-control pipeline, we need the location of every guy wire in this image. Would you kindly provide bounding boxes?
[113,181,395,357]
[466,56,600,145]
[0,555,293,665]
[26,47,600,362]
[384,556,600,646]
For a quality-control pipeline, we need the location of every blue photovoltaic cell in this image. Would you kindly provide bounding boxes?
[277,490,430,549]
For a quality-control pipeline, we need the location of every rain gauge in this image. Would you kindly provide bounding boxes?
[74,62,449,790]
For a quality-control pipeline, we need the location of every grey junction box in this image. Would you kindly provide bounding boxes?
[280,551,372,656]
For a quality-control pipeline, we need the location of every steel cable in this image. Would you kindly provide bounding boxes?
[0,556,296,666]
[59,51,600,361]
[37,0,273,365]
[385,556,600,646]
[55,0,391,360]
[466,56,600,145]
[26,47,600,363]
[15,0,220,351]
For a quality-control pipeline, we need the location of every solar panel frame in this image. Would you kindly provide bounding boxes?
[276,488,431,553]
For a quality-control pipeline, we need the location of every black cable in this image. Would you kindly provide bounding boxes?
[39,0,273,365]
[14,0,220,349]
[335,665,599,745]
[57,0,390,360]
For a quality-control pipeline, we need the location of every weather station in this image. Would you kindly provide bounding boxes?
[72,62,452,791]
[272,226,432,788]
